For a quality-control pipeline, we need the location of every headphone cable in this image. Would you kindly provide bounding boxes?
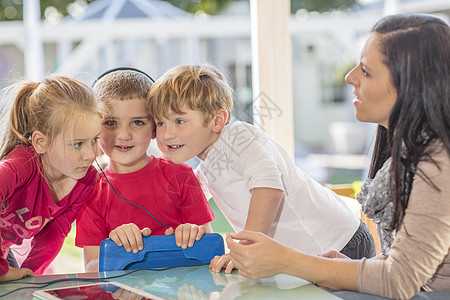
[94,159,169,229]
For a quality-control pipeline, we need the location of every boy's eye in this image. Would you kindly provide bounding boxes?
[156,121,164,127]
[133,120,145,126]
[104,120,117,127]
[175,119,185,125]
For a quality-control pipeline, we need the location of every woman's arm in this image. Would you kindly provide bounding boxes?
[227,230,359,291]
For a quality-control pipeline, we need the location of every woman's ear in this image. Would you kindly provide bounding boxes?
[212,108,228,133]
[31,131,48,154]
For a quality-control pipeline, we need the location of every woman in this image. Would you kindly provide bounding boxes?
[226,14,450,299]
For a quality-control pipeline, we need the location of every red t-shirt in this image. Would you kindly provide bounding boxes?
[0,146,98,276]
[76,156,214,246]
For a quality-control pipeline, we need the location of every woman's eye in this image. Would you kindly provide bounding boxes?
[73,142,83,149]
[92,137,100,144]
[361,66,369,77]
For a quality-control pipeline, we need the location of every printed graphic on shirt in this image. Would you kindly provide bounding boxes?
[1,206,49,245]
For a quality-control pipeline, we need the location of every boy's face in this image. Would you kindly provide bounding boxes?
[154,108,217,164]
[100,98,155,173]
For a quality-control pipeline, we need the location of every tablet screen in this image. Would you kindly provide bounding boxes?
[33,281,165,300]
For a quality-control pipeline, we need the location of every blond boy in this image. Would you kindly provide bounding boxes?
[147,64,376,273]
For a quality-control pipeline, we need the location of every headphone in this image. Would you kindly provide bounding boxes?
[92,66,155,87]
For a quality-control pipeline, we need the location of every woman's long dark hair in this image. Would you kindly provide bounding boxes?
[368,14,450,231]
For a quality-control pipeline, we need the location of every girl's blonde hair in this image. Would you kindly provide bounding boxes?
[147,64,234,125]
[0,75,101,160]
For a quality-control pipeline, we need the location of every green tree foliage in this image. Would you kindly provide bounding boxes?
[0,0,359,21]
[291,0,359,13]
[0,0,94,21]
[165,0,233,15]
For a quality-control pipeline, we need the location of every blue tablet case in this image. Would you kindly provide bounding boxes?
[99,233,225,272]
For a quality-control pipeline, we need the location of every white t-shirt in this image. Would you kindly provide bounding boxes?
[197,121,359,254]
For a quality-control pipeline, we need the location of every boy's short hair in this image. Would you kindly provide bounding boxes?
[147,64,234,124]
[93,68,153,104]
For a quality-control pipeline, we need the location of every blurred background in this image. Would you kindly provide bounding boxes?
[1,0,449,274]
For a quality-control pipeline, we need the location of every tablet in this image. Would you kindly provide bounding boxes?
[33,281,165,300]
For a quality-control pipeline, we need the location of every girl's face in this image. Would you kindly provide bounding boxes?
[43,114,101,183]
[99,98,155,174]
[345,33,397,128]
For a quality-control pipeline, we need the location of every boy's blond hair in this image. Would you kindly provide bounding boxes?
[93,69,153,104]
[147,64,234,124]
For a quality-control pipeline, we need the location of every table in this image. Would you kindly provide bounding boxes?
[0,265,340,299]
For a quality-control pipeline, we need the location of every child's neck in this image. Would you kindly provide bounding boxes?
[46,176,77,203]
[41,158,77,203]
[107,155,152,174]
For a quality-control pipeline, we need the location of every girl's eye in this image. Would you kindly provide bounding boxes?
[73,142,83,149]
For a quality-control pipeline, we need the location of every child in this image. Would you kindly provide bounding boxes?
[75,68,215,272]
[0,76,102,282]
[147,64,376,273]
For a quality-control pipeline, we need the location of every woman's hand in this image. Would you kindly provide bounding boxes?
[226,230,287,279]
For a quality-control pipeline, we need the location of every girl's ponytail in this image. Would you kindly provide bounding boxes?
[0,82,37,160]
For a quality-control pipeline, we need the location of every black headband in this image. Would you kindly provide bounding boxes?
[92,66,155,87]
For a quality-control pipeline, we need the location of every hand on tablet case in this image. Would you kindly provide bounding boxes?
[99,233,225,272]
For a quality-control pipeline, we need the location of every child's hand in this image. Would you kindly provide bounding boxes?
[164,223,205,249]
[0,267,34,282]
[209,253,236,273]
[109,223,151,253]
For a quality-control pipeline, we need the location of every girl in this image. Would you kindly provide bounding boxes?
[226,14,450,299]
[0,76,102,281]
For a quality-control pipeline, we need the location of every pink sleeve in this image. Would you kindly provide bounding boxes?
[20,220,67,274]
[0,148,33,204]
[0,248,9,277]
[21,167,98,274]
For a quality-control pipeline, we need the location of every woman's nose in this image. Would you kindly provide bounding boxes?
[345,65,359,86]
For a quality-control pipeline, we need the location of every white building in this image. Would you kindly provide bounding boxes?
[0,0,449,174]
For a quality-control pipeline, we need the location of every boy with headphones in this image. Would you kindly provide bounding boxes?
[75,68,214,272]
